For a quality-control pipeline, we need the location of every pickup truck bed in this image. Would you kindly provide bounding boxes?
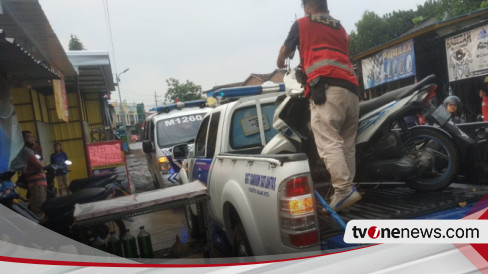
[316,182,488,242]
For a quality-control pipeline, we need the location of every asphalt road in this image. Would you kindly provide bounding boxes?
[127,142,153,193]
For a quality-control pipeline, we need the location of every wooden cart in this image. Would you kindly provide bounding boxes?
[73,181,212,258]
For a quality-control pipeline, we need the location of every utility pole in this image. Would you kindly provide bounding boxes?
[116,68,130,152]
[154,91,162,108]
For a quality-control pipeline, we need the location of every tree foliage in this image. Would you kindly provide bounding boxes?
[68,34,86,50]
[349,10,415,55]
[164,78,204,103]
[349,0,487,56]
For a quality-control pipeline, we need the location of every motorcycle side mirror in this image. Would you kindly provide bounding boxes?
[65,160,72,166]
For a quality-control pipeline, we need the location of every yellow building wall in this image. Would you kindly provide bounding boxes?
[10,86,111,194]
[46,92,88,181]
[11,87,89,196]
[83,93,108,143]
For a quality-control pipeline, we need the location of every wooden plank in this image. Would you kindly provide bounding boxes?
[73,182,207,221]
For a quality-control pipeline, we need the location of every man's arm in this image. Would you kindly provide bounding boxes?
[277,21,299,68]
[277,45,293,68]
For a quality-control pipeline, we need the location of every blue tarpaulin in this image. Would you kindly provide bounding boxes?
[0,91,23,173]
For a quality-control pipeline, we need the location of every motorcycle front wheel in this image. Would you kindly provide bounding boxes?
[403,127,458,191]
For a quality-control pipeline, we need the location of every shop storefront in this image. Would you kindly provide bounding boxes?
[354,9,488,122]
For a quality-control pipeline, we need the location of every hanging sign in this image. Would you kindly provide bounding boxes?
[86,140,131,194]
[52,76,69,123]
[446,24,488,82]
[362,39,416,89]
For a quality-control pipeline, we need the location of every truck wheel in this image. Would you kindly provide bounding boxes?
[403,127,458,191]
[185,205,203,239]
[233,222,253,257]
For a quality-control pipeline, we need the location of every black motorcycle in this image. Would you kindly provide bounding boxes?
[264,74,458,191]
[11,170,126,242]
[0,172,38,223]
[42,166,127,240]
[427,105,488,184]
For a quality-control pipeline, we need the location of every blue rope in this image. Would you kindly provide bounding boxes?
[314,190,347,230]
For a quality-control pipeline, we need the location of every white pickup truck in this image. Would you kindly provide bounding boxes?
[177,91,320,256]
[176,89,488,257]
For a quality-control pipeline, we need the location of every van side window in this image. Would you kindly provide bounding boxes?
[195,116,210,157]
[230,103,278,149]
[206,112,220,158]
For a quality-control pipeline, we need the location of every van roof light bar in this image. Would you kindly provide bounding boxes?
[151,99,207,113]
[213,84,285,99]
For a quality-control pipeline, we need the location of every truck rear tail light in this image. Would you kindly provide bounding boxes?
[280,196,314,215]
[289,231,319,247]
[279,174,319,248]
[158,157,171,172]
[285,176,310,197]
[280,214,316,231]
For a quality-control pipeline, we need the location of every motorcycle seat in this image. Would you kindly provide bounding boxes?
[83,174,118,189]
[42,187,109,216]
[359,74,436,118]
[69,173,116,192]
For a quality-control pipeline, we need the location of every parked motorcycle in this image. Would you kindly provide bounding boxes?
[44,160,129,198]
[427,105,488,184]
[12,167,126,242]
[44,160,72,198]
[42,164,127,240]
[262,73,457,191]
[0,172,38,223]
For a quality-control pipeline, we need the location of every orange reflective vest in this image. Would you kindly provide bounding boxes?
[298,14,358,97]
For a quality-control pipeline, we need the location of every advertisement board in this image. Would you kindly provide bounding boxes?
[361,39,417,89]
[86,140,131,193]
[446,24,488,82]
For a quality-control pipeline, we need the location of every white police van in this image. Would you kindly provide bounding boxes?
[142,100,212,189]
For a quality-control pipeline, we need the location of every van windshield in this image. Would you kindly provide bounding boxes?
[156,113,206,148]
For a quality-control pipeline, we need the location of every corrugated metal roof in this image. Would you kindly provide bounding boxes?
[0,29,60,80]
[0,0,76,77]
[67,51,115,94]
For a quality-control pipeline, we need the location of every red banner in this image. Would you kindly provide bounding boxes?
[87,142,123,167]
[86,140,131,193]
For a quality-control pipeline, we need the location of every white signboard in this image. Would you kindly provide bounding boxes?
[446,25,488,82]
